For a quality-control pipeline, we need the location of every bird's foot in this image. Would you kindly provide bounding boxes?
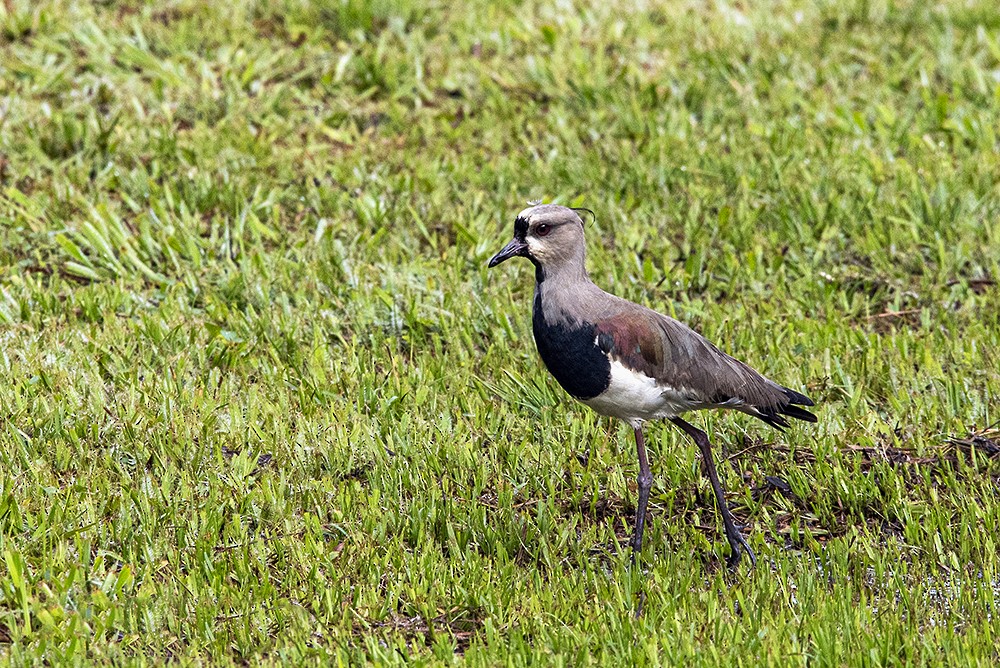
[724,525,757,570]
[634,589,646,619]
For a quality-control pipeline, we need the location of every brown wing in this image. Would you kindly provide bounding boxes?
[594,309,816,428]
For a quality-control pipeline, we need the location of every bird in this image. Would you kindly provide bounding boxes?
[487,203,817,568]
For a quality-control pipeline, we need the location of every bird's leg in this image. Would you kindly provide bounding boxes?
[669,417,757,569]
[631,425,653,564]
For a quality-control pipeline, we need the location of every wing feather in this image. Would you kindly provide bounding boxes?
[594,308,816,427]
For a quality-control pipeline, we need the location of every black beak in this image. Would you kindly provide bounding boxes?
[488,237,528,267]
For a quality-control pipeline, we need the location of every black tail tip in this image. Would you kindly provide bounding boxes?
[777,387,818,424]
[754,387,818,429]
[782,404,818,423]
[783,387,815,407]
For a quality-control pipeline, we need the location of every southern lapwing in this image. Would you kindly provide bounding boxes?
[488,204,817,567]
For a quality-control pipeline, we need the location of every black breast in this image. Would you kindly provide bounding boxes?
[532,293,611,400]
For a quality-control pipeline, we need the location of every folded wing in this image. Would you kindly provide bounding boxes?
[594,309,816,429]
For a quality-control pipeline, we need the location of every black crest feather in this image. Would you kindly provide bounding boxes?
[571,207,595,226]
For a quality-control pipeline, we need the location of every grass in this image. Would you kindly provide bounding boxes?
[1,0,999,664]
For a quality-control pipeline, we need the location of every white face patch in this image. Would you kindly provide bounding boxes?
[525,235,547,259]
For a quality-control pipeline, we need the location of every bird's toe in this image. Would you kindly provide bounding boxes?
[725,532,757,570]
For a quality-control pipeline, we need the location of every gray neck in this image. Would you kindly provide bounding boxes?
[534,257,601,326]
[536,256,589,286]
[535,237,589,284]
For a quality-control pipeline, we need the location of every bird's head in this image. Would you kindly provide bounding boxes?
[487,204,587,275]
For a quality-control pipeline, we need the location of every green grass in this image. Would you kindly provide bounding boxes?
[2,0,1000,664]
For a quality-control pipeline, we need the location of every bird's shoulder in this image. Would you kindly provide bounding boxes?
[589,294,694,375]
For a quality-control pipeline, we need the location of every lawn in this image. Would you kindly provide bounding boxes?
[1,0,999,664]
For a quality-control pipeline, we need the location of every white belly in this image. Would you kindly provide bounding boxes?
[580,360,701,426]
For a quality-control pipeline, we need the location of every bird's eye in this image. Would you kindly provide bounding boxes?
[536,224,551,237]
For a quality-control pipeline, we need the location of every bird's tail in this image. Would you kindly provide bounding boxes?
[756,387,817,430]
